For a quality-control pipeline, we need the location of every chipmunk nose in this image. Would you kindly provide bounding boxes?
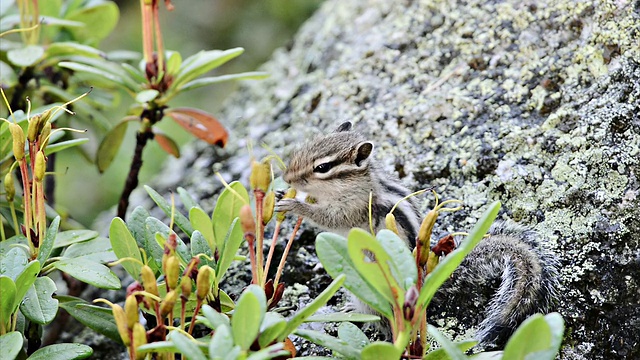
[283,169,293,184]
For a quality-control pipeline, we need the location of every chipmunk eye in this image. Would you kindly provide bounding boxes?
[313,162,334,173]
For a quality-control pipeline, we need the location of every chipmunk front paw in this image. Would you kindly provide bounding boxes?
[274,198,302,213]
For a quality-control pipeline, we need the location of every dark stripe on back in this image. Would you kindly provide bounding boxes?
[379,178,411,198]
[393,206,417,247]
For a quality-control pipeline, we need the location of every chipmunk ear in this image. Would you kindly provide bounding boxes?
[354,141,374,166]
[334,122,352,132]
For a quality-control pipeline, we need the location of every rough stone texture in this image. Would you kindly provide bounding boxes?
[141,0,640,359]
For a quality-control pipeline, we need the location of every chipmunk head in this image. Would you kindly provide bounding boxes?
[283,122,375,197]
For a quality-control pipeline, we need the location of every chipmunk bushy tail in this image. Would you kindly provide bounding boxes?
[436,221,560,346]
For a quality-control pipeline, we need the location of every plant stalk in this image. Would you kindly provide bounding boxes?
[273,216,302,287]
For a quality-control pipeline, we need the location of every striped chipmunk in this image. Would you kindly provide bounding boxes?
[275,121,560,346]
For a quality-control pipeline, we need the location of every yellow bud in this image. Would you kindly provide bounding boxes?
[165,255,179,290]
[132,323,147,360]
[4,173,15,202]
[111,303,131,346]
[124,295,139,330]
[27,114,42,142]
[385,213,399,235]
[417,210,437,264]
[196,265,212,301]
[159,290,178,319]
[9,123,25,160]
[180,275,192,299]
[39,122,51,149]
[276,188,297,221]
[262,191,275,225]
[250,160,271,192]
[239,204,255,234]
[34,151,46,182]
[141,265,159,297]
[426,250,439,274]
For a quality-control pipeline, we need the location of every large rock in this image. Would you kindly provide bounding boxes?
[148,0,639,358]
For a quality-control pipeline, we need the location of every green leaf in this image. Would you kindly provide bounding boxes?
[43,138,90,156]
[0,332,23,360]
[144,185,194,236]
[135,89,159,103]
[57,295,122,344]
[503,313,556,360]
[338,322,369,350]
[127,206,150,249]
[294,328,361,360]
[58,61,133,90]
[209,325,234,359]
[199,305,230,330]
[54,230,99,248]
[427,324,467,360]
[63,237,116,263]
[190,207,215,253]
[0,277,16,331]
[178,71,269,92]
[0,61,17,87]
[231,289,262,350]
[348,228,404,306]
[165,51,182,76]
[7,45,44,67]
[258,312,287,348]
[215,218,243,282]
[121,63,146,84]
[418,201,501,309]
[53,258,121,290]
[212,181,249,250]
[37,216,60,264]
[168,331,207,360]
[146,217,190,266]
[173,48,244,89]
[96,120,129,173]
[20,277,58,325]
[246,343,290,360]
[361,342,401,360]
[190,231,214,269]
[66,2,119,45]
[424,340,478,359]
[109,217,142,280]
[305,313,380,323]
[376,229,417,288]
[316,233,392,318]
[0,247,29,281]
[279,275,346,342]
[544,312,565,356]
[27,343,92,360]
[178,187,201,211]
[13,261,41,311]
[45,42,104,59]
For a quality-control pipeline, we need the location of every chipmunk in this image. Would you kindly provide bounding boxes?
[275,122,559,346]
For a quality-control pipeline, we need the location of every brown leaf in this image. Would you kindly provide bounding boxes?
[153,131,181,158]
[165,107,227,147]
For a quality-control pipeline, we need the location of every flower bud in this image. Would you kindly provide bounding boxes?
[27,114,42,142]
[250,160,271,192]
[239,204,255,234]
[159,290,178,319]
[9,123,25,160]
[165,255,179,290]
[141,265,159,297]
[262,191,275,225]
[416,211,437,264]
[39,122,51,149]
[426,250,439,274]
[4,173,15,202]
[34,151,46,182]
[403,285,419,321]
[196,265,212,301]
[132,323,147,359]
[125,295,139,330]
[97,300,130,346]
[180,274,192,299]
[385,213,399,235]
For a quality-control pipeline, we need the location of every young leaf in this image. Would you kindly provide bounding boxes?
[376,229,417,288]
[190,231,215,269]
[165,107,228,146]
[200,304,230,330]
[45,42,104,59]
[135,89,160,103]
[361,342,402,360]
[0,247,29,281]
[154,131,181,158]
[215,218,243,282]
[121,63,147,84]
[26,343,93,360]
[427,324,467,360]
[502,313,555,360]
[177,71,269,93]
[37,216,60,264]
[13,261,41,312]
[168,330,207,360]
[0,277,16,331]
[7,45,44,67]
[0,332,23,360]
[315,232,392,318]
[418,201,501,309]
[258,312,287,348]
[165,51,182,76]
[279,275,346,342]
[144,185,194,237]
[177,187,201,211]
[231,290,262,350]
[54,229,99,248]
[212,181,249,250]
[294,328,361,360]
[338,322,370,350]
[96,120,130,173]
[190,207,215,251]
[146,216,190,265]
[127,206,151,249]
[173,48,244,88]
[209,324,234,358]
[20,277,58,325]
[66,1,119,44]
[109,217,143,280]
[53,258,121,290]
[57,296,122,344]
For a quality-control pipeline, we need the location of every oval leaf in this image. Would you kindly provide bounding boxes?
[20,276,58,325]
[135,89,159,103]
[231,290,261,350]
[0,332,23,360]
[54,230,99,248]
[168,330,207,360]
[0,277,16,331]
[7,45,44,67]
[361,341,402,360]
[14,260,41,311]
[165,107,228,146]
[109,217,143,279]
[96,120,130,173]
[27,343,93,360]
[57,296,122,344]
[154,131,180,158]
[53,258,121,290]
[37,216,60,264]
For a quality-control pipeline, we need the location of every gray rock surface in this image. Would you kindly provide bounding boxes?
[145,0,640,358]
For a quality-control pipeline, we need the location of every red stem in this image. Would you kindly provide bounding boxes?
[273,217,302,286]
[262,221,282,283]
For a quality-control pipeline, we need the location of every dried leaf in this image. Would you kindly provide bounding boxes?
[154,131,180,158]
[165,107,227,147]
